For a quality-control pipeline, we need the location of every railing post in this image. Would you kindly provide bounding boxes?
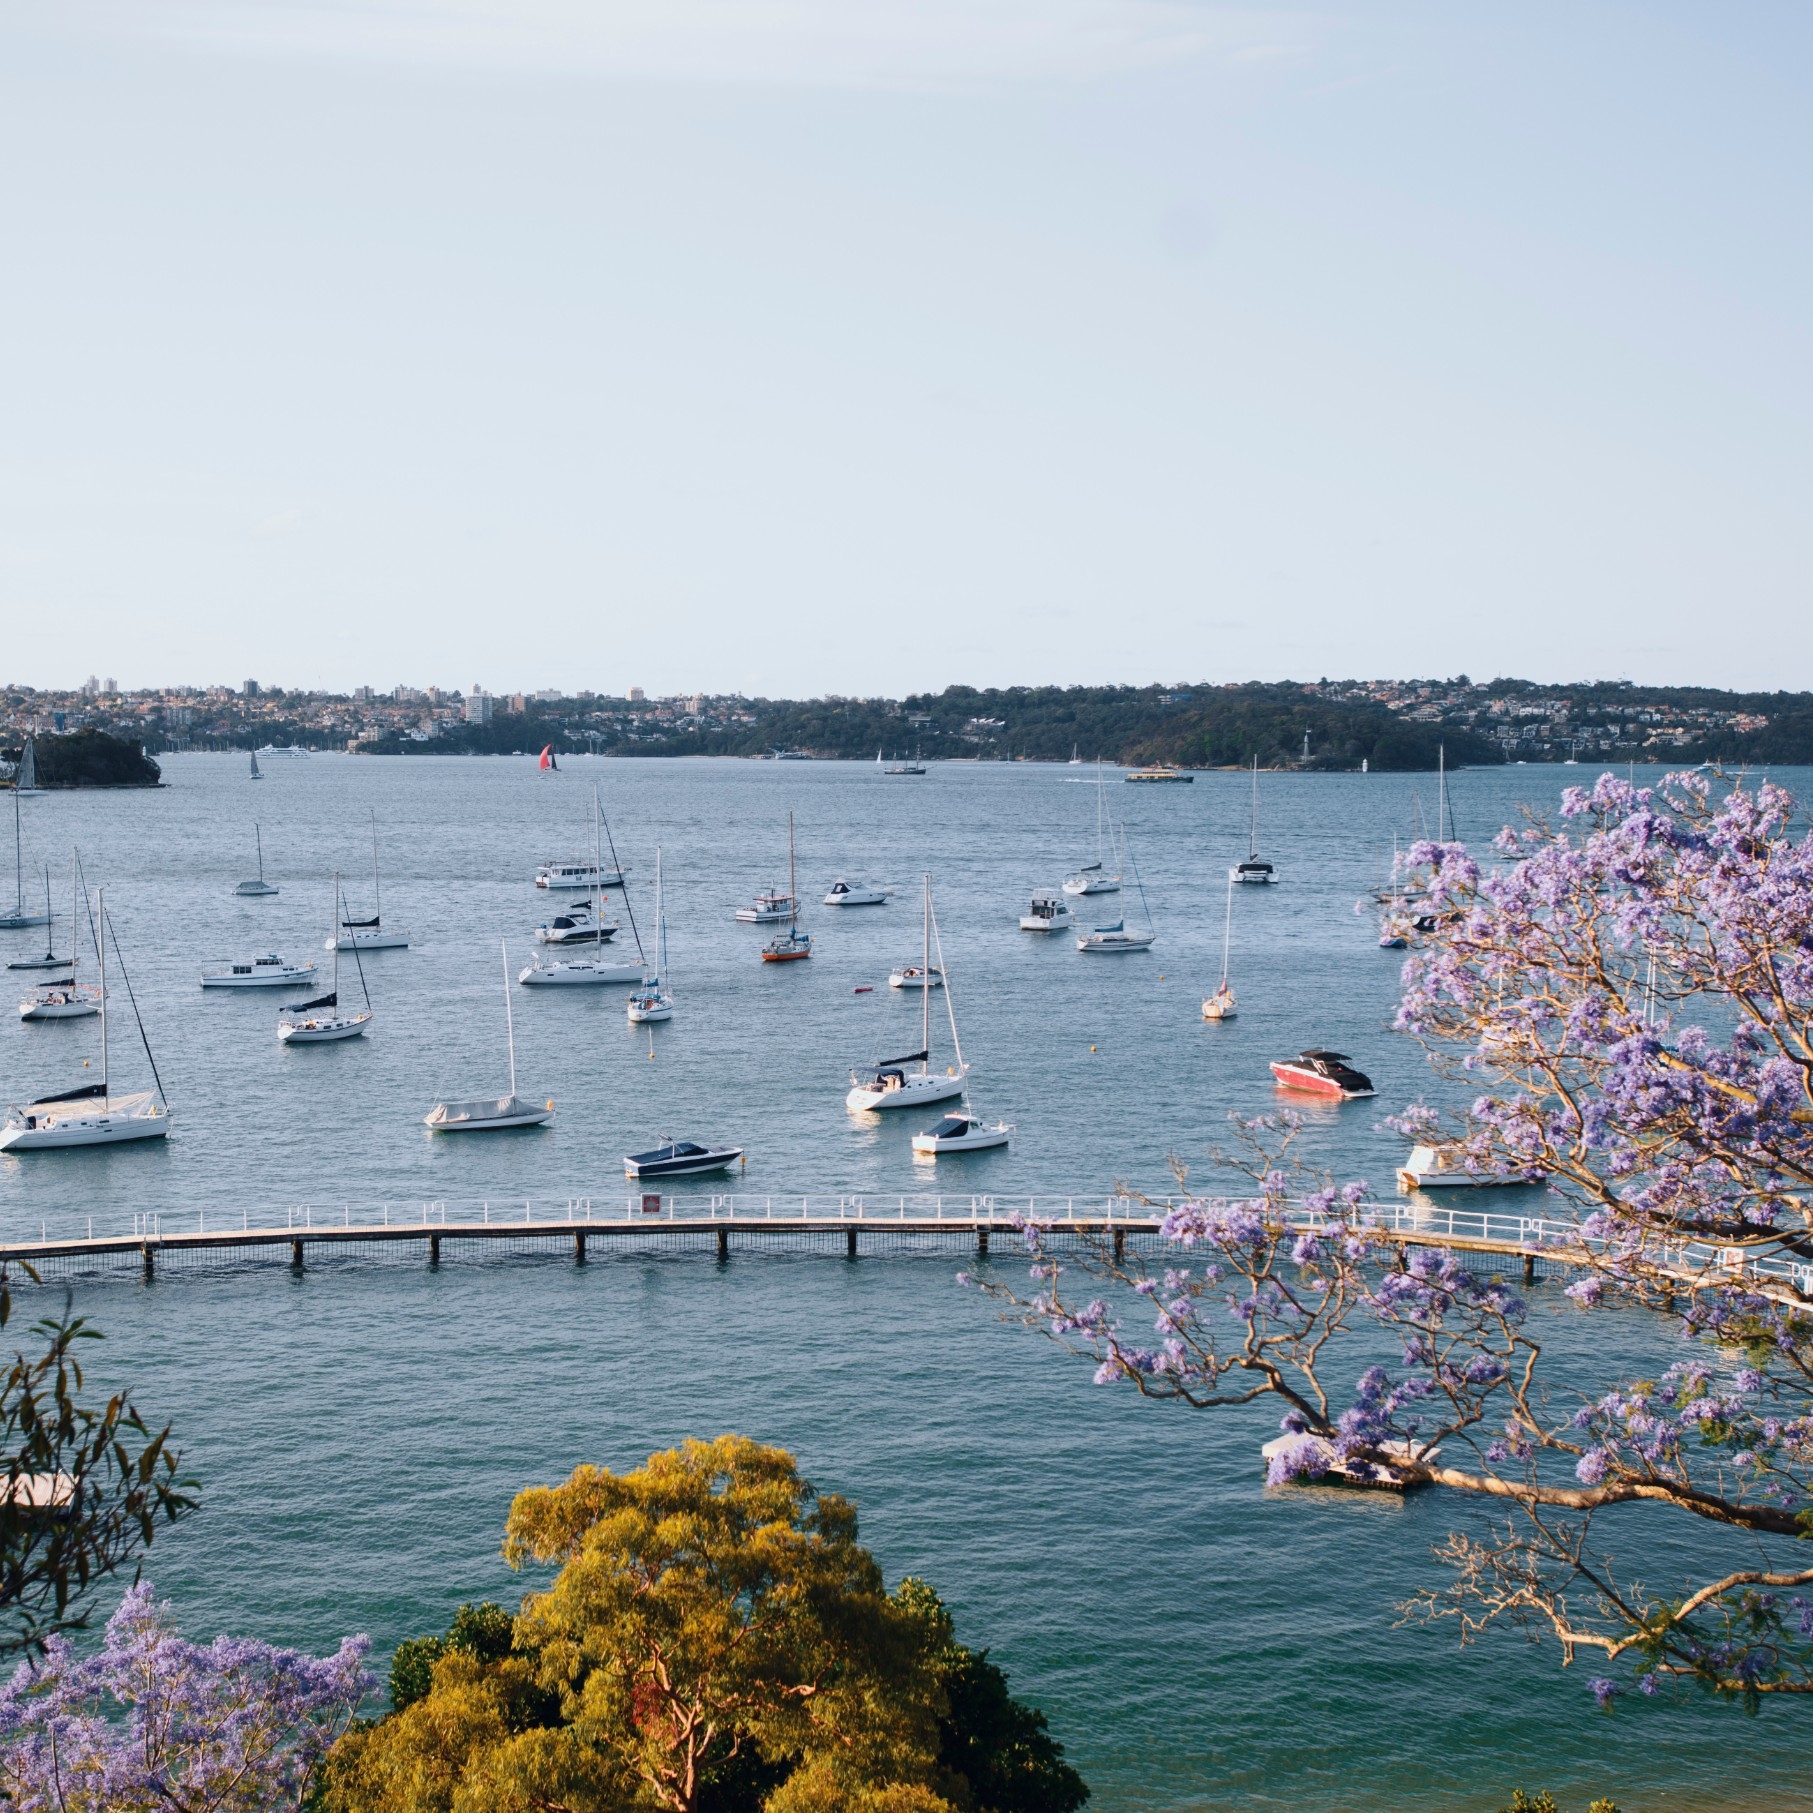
[846,1227,857,1259]
[428,1233,440,1265]
[291,1239,304,1270]
[717,1226,729,1261]
[574,1231,586,1264]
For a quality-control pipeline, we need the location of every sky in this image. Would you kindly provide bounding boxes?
[1,1,1808,699]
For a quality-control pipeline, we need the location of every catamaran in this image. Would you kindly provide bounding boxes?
[280,875,373,1043]
[1,789,50,930]
[1202,870,1237,1019]
[20,856,100,1021]
[233,823,280,897]
[0,890,171,1150]
[1232,757,1278,884]
[1063,763,1121,896]
[627,848,673,1023]
[761,814,811,962]
[846,876,968,1112]
[328,813,410,949]
[425,942,553,1130]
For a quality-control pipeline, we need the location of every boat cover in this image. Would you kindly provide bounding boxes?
[283,992,337,1014]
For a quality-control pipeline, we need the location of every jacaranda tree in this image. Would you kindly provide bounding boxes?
[973,772,1813,1708]
[0,1580,372,1810]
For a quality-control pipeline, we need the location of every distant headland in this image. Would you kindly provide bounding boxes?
[1,728,161,789]
[2,677,1808,772]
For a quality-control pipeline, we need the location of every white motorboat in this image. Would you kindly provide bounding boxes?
[1202,871,1237,1018]
[426,942,552,1130]
[1231,757,1278,884]
[1020,892,1073,932]
[1397,1143,1537,1191]
[280,874,373,1043]
[912,1111,1011,1157]
[760,816,812,964]
[533,901,620,946]
[735,891,794,924]
[627,849,673,1023]
[535,859,627,890]
[233,823,280,897]
[0,790,50,930]
[824,880,890,907]
[0,891,172,1151]
[848,876,970,1113]
[255,744,310,758]
[328,813,410,950]
[1078,830,1156,952]
[1062,762,1122,896]
[201,953,317,989]
[624,1139,741,1178]
[888,965,942,990]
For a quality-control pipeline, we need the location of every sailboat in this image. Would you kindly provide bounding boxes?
[1078,826,1156,952]
[538,745,559,773]
[20,855,101,1021]
[328,812,410,949]
[627,848,673,1023]
[13,736,44,797]
[1202,870,1237,1018]
[249,749,262,781]
[846,876,968,1111]
[1,789,50,929]
[1231,757,1278,884]
[520,791,645,984]
[425,942,554,1130]
[8,867,66,969]
[280,875,373,1043]
[233,823,280,897]
[761,814,811,962]
[1062,763,1121,895]
[0,889,171,1150]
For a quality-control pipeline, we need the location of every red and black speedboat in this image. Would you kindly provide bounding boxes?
[1270,1049,1376,1099]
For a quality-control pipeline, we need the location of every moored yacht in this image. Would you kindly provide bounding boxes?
[233,823,280,897]
[533,901,620,946]
[824,880,890,906]
[1019,892,1073,932]
[627,848,674,1023]
[1232,757,1278,884]
[887,964,943,989]
[847,876,970,1113]
[1270,1050,1375,1099]
[911,1111,1011,1156]
[200,953,317,989]
[328,813,411,949]
[623,1140,742,1178]
[426,942,552,1130]
[1062,763,1121,896]
[735,891,793,924]
[280,874,373,1043]
[760,815,812,963]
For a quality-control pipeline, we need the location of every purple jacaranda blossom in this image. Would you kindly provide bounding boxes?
[1589,1677,1619,1708]
[0,1582,372,1812]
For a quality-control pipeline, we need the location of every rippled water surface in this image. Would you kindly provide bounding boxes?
[1,756,1806,1811]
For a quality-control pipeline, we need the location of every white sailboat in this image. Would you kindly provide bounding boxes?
[280,875,373,1043]
[426,942,553,1130]
[0,890,171,1150]
[8,867,66,970]
[627,848,673,1023]
[760,814,811,962]
[12,736,44,797]
[1078,826,1156,952]
[20,856,101,1021]
[233,824,280,898]
[1063,762,1122,896]
[1202,870,1237,1018]
[249,749,262,781]
[1,789,50,930]
[521,793,645,985]
[1231,757,1278,884]
[846,876,968,1112]
[328,813,410,949]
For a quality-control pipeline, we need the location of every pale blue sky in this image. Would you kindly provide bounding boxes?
[2,2,1807,697]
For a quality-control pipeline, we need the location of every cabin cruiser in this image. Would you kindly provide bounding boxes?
[200,953,318,989]
[1076,920,1155,953]
[1269,1050,1375,1099]
[824,880,889,907]
[1020,892,1074,932]
[623,1140,742,1178]
[536,859,626,890]
[735,891,794,924]
[533,901,620,946]
[911,1111,1011,1156]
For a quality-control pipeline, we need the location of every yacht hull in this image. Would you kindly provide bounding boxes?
[0,1109,170,1150]
[326,930,409,951]
[519,961,643,986]
[845,1074,965,1113]
[278,1013,371,1043]
[912,1126,1010,1154]
[1270,1061,1373,1099]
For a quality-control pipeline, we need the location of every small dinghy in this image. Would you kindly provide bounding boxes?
[623,1139,742,1178]
[911,1110,1011,1157]
[824,879,889,906]
[1269,1050,1375,1099]
[888,964,943,989]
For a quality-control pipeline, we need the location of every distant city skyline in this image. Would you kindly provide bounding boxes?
[3,4,1809,693]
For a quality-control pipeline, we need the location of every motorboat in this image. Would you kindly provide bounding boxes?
[1202,871,1237,1018]
[623,1140,742,1178]
[533,901,620,946]
[201,953,318,989]
[824,880,890,907]
[1062,762,1121,896]
[735,891,793,924]
[233,824,280,897]
[760,816,812,963]
[1270,1050,1375,1099]
[1125,764,1192,783]
[328,812,410,949]
[1077,920,1155,954]
[10,736,44,797]
[0,891,172,1151]
[848,876,970,1113]
[426,942,553,1130]
[627,850,674,1023]
[1019,892,1073,932]
[280,874,372,1043]
[0,790,49,929]
[519,953,644,986]
[1397,1143,1536,1191]
[888,964,943,989]
[911,1111,1011,1156]
[255,744,310,758]
[1231,757,1278,884]
[535,859,627,890]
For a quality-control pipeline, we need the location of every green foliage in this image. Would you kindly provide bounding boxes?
[389,1602,517,1711]
[3,729,161,789]
[1495,1794,1621,1813]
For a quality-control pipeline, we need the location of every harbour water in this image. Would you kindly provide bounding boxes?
[1,755,1806,1810]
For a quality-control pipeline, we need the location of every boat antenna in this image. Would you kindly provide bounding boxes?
[598,799,646,964]
[102,894,168,1110]
[501,938,519,1100]
[928,880,965,1076]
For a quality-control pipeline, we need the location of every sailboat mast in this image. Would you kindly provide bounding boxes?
[11,789,21,914]
[502,939,518,1099]
[371,812,382,921]
[98,888,108,1099]
[921,874,931,1074]
[255,822,265,884]
[1437,747,1448,843]
[788,813,798,931]
[331,872,341,996]
[1249,756,1259,860]
[929,885,964,1074]
[1220,870,1233,987]
[68,857,77,984]
[593,789,602,941]
[655,847,666,977]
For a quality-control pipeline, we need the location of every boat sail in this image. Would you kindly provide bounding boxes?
[14,736,44,797]
[1,789,50,929]
[761,814,811,962]
[426,942,553,1130]
[846,876,968,1111]
[328,812,410,949]
[1062,762,1121,896]
[627,848,673,1023]
[249,749,262,781]
[1231,756,1278,884]
[20,854,101,1021]
[0,889,172,1149]
[280,874,373,1043]
[1202,870,1237,1018]
[233,823,280,897]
